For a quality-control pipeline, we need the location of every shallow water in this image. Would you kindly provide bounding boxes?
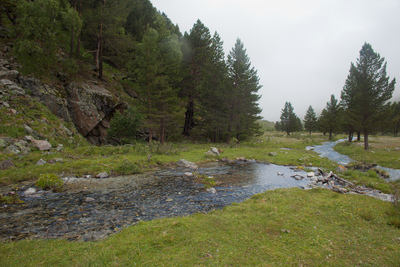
[0,161,309,242]
[307,139,400,181]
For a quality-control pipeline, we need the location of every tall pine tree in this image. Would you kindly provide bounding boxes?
[341,43,396,150]
[227,38,262,142]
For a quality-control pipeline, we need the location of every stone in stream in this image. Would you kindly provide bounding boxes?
[24,188,37,196]
[176,159,198,170]
[96,172,109,179]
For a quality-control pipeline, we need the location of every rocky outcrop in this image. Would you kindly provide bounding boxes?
[17,77,124,145]
[65,83,122,145]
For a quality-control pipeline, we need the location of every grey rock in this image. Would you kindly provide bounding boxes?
[307,172,315,177]
[24,188,37,196]
[206,188,217,194]
[85,197,96,202]
[36,159,46,165]
[96,172,109,179]
[209,147,220,155]
[0,70,18,81]
[23,124,38,136]
[32,140,52,151]
[24,136,35,142]
[9,85,25,96]
[4,145,20,154]
[0,138,7,148]
[2,101,9,108]
[268,152,278,156]
[176,159,198,170]
[0,79,13,86]
[184,172,194,177]
[56,144,63,152]
[60,125,73,136]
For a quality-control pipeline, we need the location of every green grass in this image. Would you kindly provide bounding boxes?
[1,188,399,266]
[335,136,400,169]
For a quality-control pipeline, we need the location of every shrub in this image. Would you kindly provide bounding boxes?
[35,173,63,191]
[107,106,143,144]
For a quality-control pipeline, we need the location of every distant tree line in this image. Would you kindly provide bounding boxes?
[276,43,397,150]
[1,0,262,144]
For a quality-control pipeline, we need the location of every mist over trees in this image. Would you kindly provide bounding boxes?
[1,0,262,144]
[2,2,398,144]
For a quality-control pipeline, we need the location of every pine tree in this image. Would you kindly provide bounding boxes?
[227,38,262,142]
[197,32,230,142]
[341,43,396,150]
[180,20,213,137]
[318,95,342,140]
[279,102,299,135]
[303,105,317,135]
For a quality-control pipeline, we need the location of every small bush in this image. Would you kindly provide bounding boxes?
[35,173,63,191]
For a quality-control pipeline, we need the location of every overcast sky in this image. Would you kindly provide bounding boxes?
[150,0,400,122]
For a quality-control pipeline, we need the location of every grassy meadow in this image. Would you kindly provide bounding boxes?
[1,133,400,266]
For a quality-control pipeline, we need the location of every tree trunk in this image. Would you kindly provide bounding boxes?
[70,27,75,58]
[98,23,103,80]
[183,99,194,137]
[160,117,165,145]
[329,131,332,140]
[364,131,369,150]
[357,132,361,141]
[348,131,353,142]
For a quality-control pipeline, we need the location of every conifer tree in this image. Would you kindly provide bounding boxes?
[279,102,299,135]
[180,20,213,137]
[303,105,317,135]
[341,43,396,150]
[318,95,342,140]
[227,38,262,142]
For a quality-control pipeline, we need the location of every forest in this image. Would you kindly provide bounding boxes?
[1,0,399,149]
[1,0,262,145]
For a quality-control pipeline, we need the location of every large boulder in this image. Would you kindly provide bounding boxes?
[65,83,121,145]
[17,77,124,145]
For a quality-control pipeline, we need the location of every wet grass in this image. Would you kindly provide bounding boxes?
[0,133,336,186]
[1,187,399,266]
[335,136,400,169]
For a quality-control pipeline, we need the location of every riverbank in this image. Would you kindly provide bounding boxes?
[1,187,400,266]
[1,134,400,265]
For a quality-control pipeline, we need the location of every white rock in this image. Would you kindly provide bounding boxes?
[24,188,37,196]
[307,172,315,177]
[206,188,217,194]
[96,172,109,178]
[184,172,193,177]
[176,159,198,169]
[36,159,46,165]
[85,197,95,202]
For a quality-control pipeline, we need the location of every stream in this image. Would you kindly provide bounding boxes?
[2,139,398,242]
[0,161,309,242]
[307,139,400,181]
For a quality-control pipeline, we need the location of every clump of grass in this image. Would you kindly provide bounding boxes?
[35,173,63,191]
[194,172,216,188]
[0,194,24,204]
[114,160,142,175]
